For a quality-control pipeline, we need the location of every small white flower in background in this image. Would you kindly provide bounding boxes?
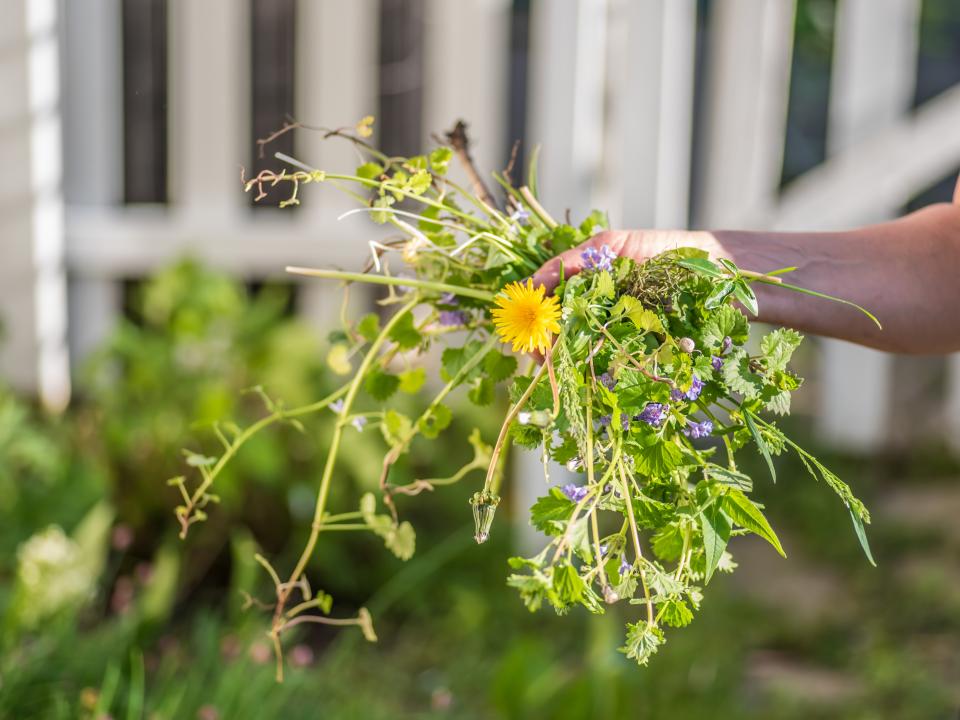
[15,525,96,628]
[517,411,532,425]
[566,457,583,472]
[351,416,368,432]
[330,399,344,414]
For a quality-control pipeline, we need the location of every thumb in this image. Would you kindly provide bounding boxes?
[530,245,589,295]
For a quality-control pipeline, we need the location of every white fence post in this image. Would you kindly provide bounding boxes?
[605,0,696,229]
[697,0,796,228]
[0,0,70,409]
[817,0,920,450]
[61,0,124,369]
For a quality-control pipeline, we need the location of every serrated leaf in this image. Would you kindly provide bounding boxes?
[387,312,421,350]
[530,488,575,534]
[761,328,803,372]
[621,622,664,666]
[407,170,432,195]
[384,521,416,560]
[356,313,381,342]
[429,146,452,174]
[701,305,749,349]
[483,349,517,382]
[660,598,694,628]
[722,489,785,557]
[364,368,400,402]
[635,436,682,477]
[651,524,684,562]
[722,349,763,400]
[371,195,395,223]
[701,503,731,584]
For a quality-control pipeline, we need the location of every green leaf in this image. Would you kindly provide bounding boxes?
[356,313,381,342]
[371,195,396,223]
[660,598,694,628]
[429,147,453,174]
[483,349,517,382]
[722,349,764,400]
[381,410,412,447]
[594,270,615,299]
[701,305,749,349]
[364,368,400,402]
[387,312,421,350]
[398,368,426,394]
[635,436,682,477]
[651,524,684,562]
[849,508,877,567]
[326,344,353,375]
[743,408,776,482]
[356,162,384,180]
[384,521,416,560]
[704,281,736,309]
[468,377,495,406]
[722,489,786,557]
[733,282,758,316]
[676,257,724,278]
[417,404,452,439]
[621,622,664,666]
[441,341,484,382]
[529,488,575,534]
[704,464,753,492]
[407,169,432,195]
[761,328,803,372]
[701,502,731,584]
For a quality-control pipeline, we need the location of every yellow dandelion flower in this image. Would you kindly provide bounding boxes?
[491,279,562,353]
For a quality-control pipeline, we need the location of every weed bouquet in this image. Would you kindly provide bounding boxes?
[173,118,876,679]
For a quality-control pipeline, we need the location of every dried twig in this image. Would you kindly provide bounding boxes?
[444,120,498,210]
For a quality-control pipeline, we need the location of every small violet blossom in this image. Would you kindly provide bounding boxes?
[670,375,703,403]
[599,544,609,557]
[351,416,368,432]
[619,557,632,576]
[721,335,733,354]
[439,310,468,327]
[599,372,617,391]
[561,484,589,503]
[597,414,611,428]
[330,399,344,414]
[637,403,669,427]
[439,292,458,306]
[510,208,530,225]
[621,414,632,432]
[711,355,724,371]
[581,245,617,272]
[682,419,713,439]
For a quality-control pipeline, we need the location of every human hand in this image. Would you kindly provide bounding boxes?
[529,229,722,294]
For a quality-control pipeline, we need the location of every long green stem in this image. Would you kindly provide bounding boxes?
[286,266,496,302]
[273,297,419,624]
[619,463,654,626]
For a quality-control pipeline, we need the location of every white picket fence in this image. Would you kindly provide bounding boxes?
[4,0,960,454]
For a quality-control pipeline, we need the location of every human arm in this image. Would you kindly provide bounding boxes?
[531,195,960,354]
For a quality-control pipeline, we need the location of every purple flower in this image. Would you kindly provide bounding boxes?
[711,355,724,371]
[581,245,617,272]
[439,310,468,327]
[599,372,617,391]
[599,544,609,557]
[510,208,530,225]
[439,292,458,306]
[721,336,732,354]
[561,484,589,503]
[621,414,632,431]
[330,399,344,413]
[671,375,704,403]
[682,419,713,439]
[351,416,368,432]
[637,403,669,427]
[598,414,611,428]
[619,557,631,576]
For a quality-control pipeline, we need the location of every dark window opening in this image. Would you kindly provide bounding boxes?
[250,0,297,209]
[505,0,531,183]
[121,0,168,204]
[913,0,960,107]
[378,0,425,157]
[780,0,837,187]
